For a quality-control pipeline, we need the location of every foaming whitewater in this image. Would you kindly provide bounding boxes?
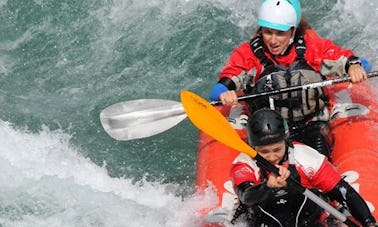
[318,0,378,65]
[0,122,219,226]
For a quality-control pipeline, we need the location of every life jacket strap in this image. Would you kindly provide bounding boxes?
[249,36,274,68]
[294,36,306,60]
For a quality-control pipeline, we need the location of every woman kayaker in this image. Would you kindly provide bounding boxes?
[209,0,370,157]
[230,108,377,226]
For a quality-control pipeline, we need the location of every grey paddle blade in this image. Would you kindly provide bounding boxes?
[100,99,186,140]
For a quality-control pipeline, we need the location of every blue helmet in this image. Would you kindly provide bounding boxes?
[258,0,301,31]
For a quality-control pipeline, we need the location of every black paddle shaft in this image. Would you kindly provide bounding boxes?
[210,71,378,106]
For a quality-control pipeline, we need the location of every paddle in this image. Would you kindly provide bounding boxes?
[100,99,186,141]
[180,90,358,227]
[100,71,378,141]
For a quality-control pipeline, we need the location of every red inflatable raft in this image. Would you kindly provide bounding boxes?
[195,81,378,225]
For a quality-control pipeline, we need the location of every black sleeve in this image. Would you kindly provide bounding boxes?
[326,179,376,227]
[235,181,271,207]
[345,56,362,72]
[218,77,236,90]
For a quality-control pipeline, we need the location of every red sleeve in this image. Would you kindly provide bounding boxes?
[304,35,355,71]
[307,159,342,193]
[218,42,262,80]
[230,162,260,188]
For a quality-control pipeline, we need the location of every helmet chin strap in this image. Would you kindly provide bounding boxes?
[280,28,296,55]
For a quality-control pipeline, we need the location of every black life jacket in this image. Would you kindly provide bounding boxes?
[247,36,328,123]
[246,148,324,227]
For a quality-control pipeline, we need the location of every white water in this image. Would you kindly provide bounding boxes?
[0,121,219,226]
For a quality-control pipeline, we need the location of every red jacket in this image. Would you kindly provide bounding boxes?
[218,34,355,88]
[230,142,341,193]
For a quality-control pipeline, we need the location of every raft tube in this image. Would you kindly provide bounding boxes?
[195,82,378,225]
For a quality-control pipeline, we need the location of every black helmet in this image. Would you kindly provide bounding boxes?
[247,109,289,147]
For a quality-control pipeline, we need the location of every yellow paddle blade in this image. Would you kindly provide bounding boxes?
[180,90,257,158]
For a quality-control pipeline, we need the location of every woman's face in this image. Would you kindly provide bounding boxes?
[261,27,294,55]
[255,140,286,165]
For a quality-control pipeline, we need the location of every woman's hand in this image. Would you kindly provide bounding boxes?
[266,165,291,188]
[348,64,367,83]
[219,90,239,106]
